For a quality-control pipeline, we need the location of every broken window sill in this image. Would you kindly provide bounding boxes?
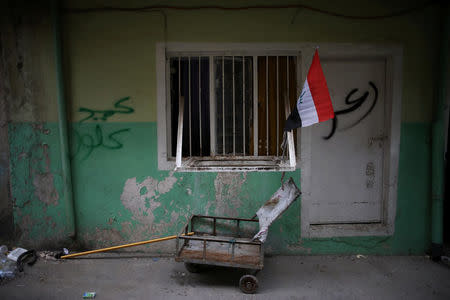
[174,156,296,172]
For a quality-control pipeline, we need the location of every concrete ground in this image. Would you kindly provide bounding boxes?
[1,254,449,299]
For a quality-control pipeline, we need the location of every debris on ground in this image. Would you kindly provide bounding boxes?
[39,249,69,260]
[356,254,367,259]
[16,250,37,272]
[1,246,38,283]
[39,251,59,261]
[0,245,17,282]
[0,258,17,280]
[82,291,96,299]
[7,248,28,261]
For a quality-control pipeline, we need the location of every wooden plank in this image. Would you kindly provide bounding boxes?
[179,239,261,266]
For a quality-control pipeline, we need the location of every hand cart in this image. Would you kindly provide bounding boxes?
[175,215,263,294]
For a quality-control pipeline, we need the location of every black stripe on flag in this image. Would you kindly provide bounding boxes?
[284,104,302,131]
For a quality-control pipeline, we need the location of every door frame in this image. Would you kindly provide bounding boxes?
[299,44,403,238]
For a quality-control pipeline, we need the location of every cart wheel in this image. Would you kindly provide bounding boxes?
[184,263,202,273]
[239,274,259,294]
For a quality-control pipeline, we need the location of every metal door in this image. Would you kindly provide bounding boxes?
[308,58,387,224]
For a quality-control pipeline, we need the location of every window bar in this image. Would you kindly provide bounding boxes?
[285,56,296,168]
[166,57,172,157]
[276,56,279,156]
[242,56,246,155]
[209,56,216,156]
[188,57,192,157]
[266,56,269,156]
[287,56,289,157]
[253,56,258,156]
[175,96,184,168]
[287,56,289,118]
[178,56,181,109]
[176,57,182,168]
[178,56,181,157]
[232,56,236,155]
[198,56,202,155]
[222,56,225,155]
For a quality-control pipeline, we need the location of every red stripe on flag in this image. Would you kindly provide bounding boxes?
[306,50,334,122]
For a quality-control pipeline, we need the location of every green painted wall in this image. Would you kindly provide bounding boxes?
[9,121,431,254]
[6,0,441,254]
[8,122,71,247]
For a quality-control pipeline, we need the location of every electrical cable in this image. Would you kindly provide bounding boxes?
[64,1,440,20]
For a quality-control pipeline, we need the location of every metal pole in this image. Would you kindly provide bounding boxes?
[52,0,75,239]
[61,232,194,259]
[431,3,449,260]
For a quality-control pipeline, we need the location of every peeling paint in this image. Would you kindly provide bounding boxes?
[8,122,67,247]
[32,172,59,205]
[8,121,433,255]
[213,172,247,216]
[30,142,59,206]
[120,172,177,225]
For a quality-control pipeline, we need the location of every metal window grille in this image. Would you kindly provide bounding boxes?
[168,52,297,170]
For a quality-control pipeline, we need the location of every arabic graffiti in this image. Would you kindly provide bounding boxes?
[72,125,131,161]
[72,97,133,161]
[323,81,378,140]
[78,96,134,123]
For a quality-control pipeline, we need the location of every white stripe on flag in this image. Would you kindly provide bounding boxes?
[297,80,319,127]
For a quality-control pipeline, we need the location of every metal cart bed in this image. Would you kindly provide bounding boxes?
[175,215,263,293]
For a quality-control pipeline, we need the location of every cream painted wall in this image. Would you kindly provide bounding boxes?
[63,0,440,123]
[63,12,164,122]
[5,7,58,122]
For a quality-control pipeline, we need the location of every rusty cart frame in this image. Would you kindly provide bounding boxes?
[175,215,263,293]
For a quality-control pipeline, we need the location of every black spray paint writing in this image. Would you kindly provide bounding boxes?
[323,81,378,140]
[72,97,133,161]
[78,96,134,122]
[72,125,130,161]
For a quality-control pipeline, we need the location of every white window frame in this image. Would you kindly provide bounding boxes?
[157,43,302,172]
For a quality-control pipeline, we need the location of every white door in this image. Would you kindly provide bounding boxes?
[308,58,387,224]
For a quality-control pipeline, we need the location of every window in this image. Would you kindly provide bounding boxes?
[157,45,299,171]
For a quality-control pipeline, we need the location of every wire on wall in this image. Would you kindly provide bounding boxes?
[64,1,440,20]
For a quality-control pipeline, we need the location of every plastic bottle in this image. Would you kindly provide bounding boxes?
[0,246,17,280]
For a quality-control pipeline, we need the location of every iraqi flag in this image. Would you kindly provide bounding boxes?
[284,50,334,131]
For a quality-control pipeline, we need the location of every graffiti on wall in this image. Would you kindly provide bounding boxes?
[323,81,378,140]
[72,97,133,161]
[78,96,135,122]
